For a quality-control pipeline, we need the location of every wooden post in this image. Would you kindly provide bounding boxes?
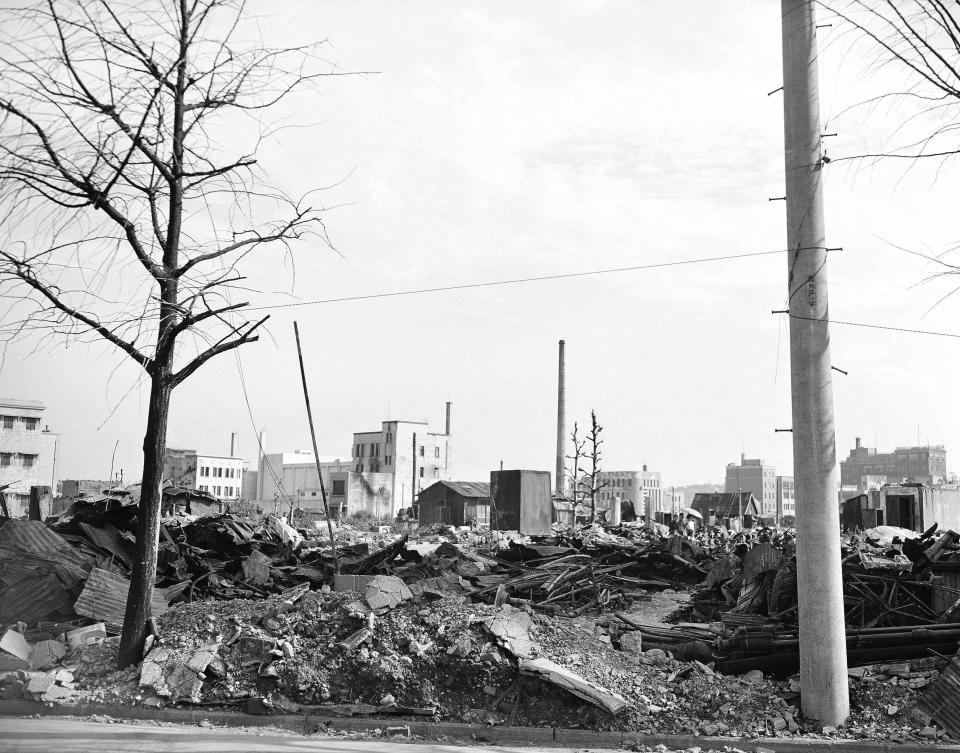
[293,322,339,574]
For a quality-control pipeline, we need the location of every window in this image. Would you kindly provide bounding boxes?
[433,468,439,479]
[24,418,38,431]
[386,432,392,444]
[419,467,424,478]
[419,446,424,457]
[332,480,345,495]
[375,444,380,457]
[22,454,35,468]
[215,486,221,496]
[385,455,392,466]
[1,416,12,429]
[0,453,10,467]
[434,447,440,458]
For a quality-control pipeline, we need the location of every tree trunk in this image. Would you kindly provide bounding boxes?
[117,370,172,668]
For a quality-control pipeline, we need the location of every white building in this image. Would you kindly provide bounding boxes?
[0,398,58,514]
[353,402,453,516]
[594,466,662,521]
[163,448,245,500]
[256,451,352,511]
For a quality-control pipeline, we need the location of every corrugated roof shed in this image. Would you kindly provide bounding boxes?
[441,481,491,498]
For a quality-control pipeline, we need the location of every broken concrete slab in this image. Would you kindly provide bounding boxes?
[185,643,221,675]
[65,623,106,650]
[0,628,31,662]
[242,549,273,585]
[486,605,539,659]
[28,639,67,671]
[363,575,413,611]
[520,656,629,715]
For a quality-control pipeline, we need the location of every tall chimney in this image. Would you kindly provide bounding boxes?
[230,432,236,457]
[445,401,452,435]
[855,436,861,449]
[556,340,566,496]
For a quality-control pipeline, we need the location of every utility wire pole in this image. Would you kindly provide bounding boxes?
[780,0,849,725]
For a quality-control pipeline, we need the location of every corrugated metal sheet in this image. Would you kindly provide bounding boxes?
[441,481,491,499]
[73,568,180,634]
[742,542,783,581]
[79,522,134,569]
[0,520,75,555]
[917,652,960,738]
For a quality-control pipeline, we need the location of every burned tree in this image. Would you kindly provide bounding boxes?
[0,0,342,666]
[583,410,609,523]
[563,421,588,523]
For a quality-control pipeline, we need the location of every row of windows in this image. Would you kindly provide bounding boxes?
[0,416,39,431]
[199,466,237,478]
[0,453,37,468]
[198,484,237,497]
[357,442,445,461]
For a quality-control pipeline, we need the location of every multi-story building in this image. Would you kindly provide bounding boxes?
[725,455,777,517]
[776,475,795,521]
[0,398,58,514]
[594,466,662,521]
[840,438,947,490]
[256,451,352,511]
[162,448,245,500]
[352,402,453,516]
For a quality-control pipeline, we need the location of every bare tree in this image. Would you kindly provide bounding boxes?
[563,421,588,524]
[582,410,609,523]
[0,0,344,666]
[823,2,960,163]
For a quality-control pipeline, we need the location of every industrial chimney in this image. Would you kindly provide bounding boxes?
[556,340,566,496]
[230,431,237,457]
[445,401,452,435]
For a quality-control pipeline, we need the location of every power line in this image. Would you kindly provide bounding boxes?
[789,313,960,339]
[246,247,821,312]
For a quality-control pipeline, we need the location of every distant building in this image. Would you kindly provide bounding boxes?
[0,398,58,514]
[840,438,947,490]
[416,480,491,527]
[594,466,662,522]
[843,483,960,533]
[162,448,244,500]
[327,470,394,520]
[725,455,776,517]
[257,451,351,510]
[352,402,453,516]
[61,479,114,498]
[776,476,795,521]
[691,491,761,527]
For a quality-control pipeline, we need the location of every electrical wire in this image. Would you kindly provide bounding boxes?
[246,247,813,312]
[789,313,960,339]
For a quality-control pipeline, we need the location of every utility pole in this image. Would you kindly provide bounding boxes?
[555,340,566,497]
[780,0,848,725]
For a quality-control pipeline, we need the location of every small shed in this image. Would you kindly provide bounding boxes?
[417,480,491,527]
[691,491,761,528]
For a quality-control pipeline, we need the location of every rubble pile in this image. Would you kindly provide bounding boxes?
[679,526,960,630]
[0,589,951,741]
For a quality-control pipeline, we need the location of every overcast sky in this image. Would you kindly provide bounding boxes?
[1,0,958,488]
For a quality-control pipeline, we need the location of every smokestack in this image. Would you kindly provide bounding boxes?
[855,437,861,449]
[556,340,566,496]
[445,401,452,435]
[230,432,236,457]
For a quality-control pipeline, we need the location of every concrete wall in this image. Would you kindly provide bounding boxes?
[0,399,47,511]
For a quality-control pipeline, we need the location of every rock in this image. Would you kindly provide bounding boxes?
[41,683,75,703]
[141,696,163,708]
[645,649,668,666]
[700,723,719,736]
[821,725,837,734]
[887,705,899,716]
[483,686,498,696]
[921,726,938,739]
[385,726,410,738]
[770,717,786,731]
[281,641,295,660]
[741,669,764,684]
[620,632,643,653]
[379,694,396,707]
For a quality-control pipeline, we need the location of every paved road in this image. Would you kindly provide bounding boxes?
[0,718,543,753]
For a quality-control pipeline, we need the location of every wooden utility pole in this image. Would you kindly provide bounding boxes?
[780,0,849,725]
[555,339,566,497]
[293,322,339,574]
